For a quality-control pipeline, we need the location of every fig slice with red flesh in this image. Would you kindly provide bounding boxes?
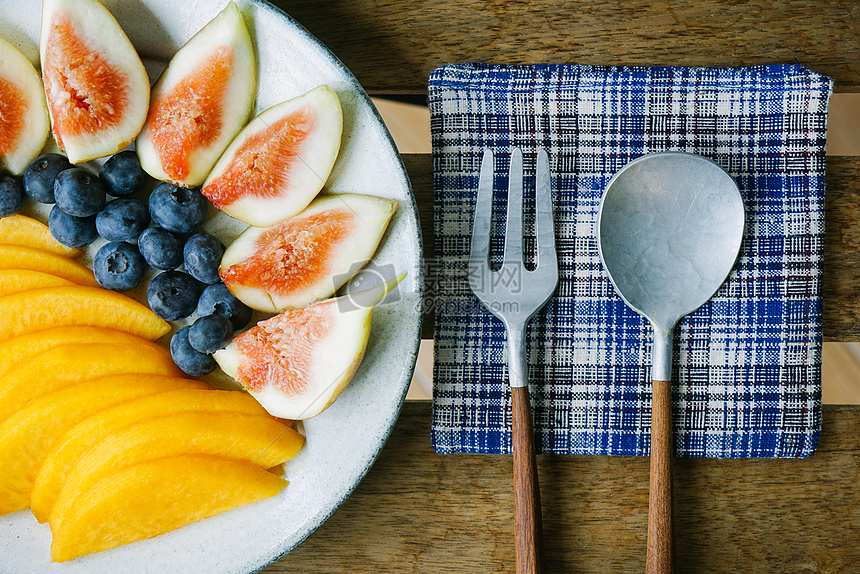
[0,37,50,175]
[214,271,404,420]
[219,193,397,313]
[39,0,150,164]
[136,2,257,188]
[202,85,343,227]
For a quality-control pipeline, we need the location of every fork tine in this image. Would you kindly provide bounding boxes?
[469,149,494,273]
[534,149,557,276]
[503,148,524,264]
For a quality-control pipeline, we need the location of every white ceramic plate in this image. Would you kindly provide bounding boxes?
[0,1,423,572]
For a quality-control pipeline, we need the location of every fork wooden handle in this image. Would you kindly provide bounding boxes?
[511,385,545,574]
[647,379,674,574]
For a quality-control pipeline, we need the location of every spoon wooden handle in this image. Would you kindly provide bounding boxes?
[647,379,674,574]
[511,385,545,574]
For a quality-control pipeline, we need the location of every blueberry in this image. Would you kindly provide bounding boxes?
[183,232,224,284]
[170,326,217,376]
[188,314,234,354]
[93,241,146,291]
[197,283,253,330]
[23,153,73,203]
[54,168,106,217]
[147,270,200,321]
[100,150,148,197]
[148,183,208,234]
[0,175,25,217]
[96,198,150,241]
[48,205,98,248]
[138,227,183,270]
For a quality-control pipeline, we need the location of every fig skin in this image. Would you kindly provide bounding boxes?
[214,272,404,420]
[39,0,150,164]
[0,37,50,176]
[214,299,372,420]
[136,2,257,188]
[202,85,344,227]
[219,193,397,313]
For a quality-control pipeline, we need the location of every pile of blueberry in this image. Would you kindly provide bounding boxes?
[18,151,253,377]
[171,283,252,376]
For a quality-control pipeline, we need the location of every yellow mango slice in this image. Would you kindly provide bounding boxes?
[0,214,82,258]
[0,245,96,286]
[50,455,287,562]
[0,325,164,382]
[0,285,170,341]
[0,341,181,427]
[0,268,74,296]
[51,411,303,528]
[0,375,209,515]
[32,388,278,523]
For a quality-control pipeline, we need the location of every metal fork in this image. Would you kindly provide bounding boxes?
[468,147,558,574]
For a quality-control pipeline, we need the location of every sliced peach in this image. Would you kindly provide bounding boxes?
[0,269,74,296]
[0,214,82,258]
[0,285,171,341]
[0,245,96,286]
[0,325,165,382]
[0,374,208,515]
[50,455,287,562]
[32,388,277,523]
[0,341,181,427]
[50,410,303,528]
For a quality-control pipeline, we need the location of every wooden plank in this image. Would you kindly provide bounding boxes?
[824,158,860,341]
[270,0,860,93]
[404,154,860,341]
[262,401,860,573]
[373,93,860,157]
[822,342,860,403]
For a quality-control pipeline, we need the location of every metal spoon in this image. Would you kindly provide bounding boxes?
[596,152,745,574]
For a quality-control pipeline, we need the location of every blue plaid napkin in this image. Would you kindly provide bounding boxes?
[429,63,832,458]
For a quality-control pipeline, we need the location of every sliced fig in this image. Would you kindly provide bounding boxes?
[214,272,404,419]
[39,0,150,164]
[136,2,256,188]
[219,193,397,313]
[202,85,343,227]
[0,37,50,175]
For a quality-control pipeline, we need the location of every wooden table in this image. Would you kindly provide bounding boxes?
[262,1,860,571]
[264,403,860,573]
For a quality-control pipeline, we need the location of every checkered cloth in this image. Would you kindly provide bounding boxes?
[429,63,832,458]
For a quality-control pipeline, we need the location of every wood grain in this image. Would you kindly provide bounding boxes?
[510,386,545,574]
[269,0,860,93]
[823,157,860,341]
[647,380,675,574]
[248,5,860,573]
[262,401,860,573]
[406,154,860,342]
[822,342,860,403]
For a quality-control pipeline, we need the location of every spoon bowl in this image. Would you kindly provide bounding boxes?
[596,151,744,574]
